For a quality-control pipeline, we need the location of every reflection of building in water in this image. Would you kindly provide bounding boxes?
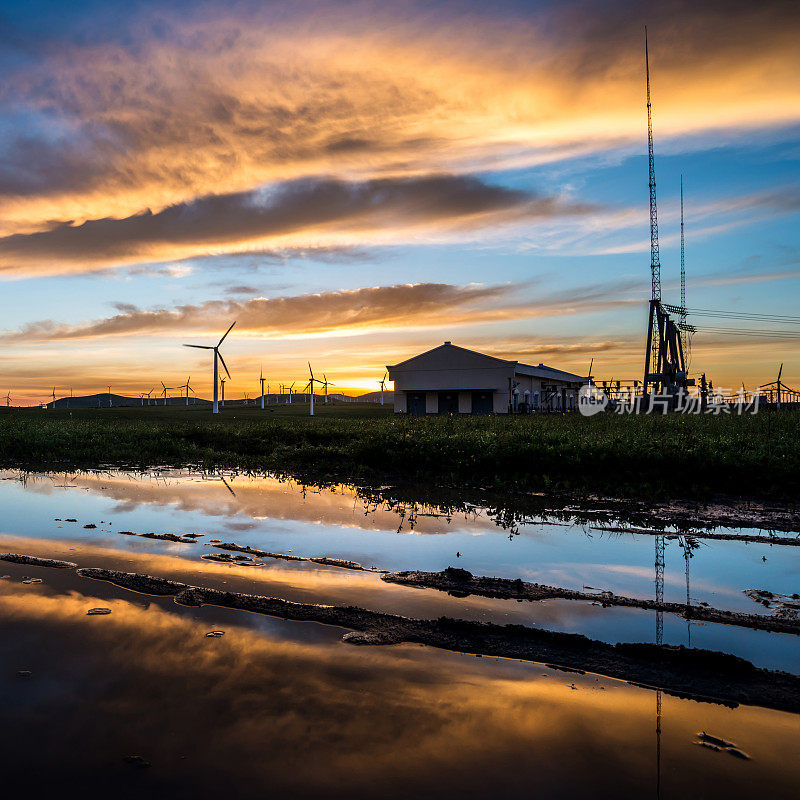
[388,342,586,415]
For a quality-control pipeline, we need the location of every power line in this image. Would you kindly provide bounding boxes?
[681,307,800,324]
[696,325,800,339]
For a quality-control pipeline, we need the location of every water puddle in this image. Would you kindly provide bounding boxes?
[1,468,798,797]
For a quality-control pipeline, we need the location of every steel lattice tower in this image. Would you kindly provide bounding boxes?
[645,29,662,372]
[680,175,688,355]
[645,28,665,648]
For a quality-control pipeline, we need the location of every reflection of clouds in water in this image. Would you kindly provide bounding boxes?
[1,469,503,536]
[1,581,796,799]
[0,534,582,628]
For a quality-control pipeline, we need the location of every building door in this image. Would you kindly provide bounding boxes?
[407,392,426,416]
[437,391,459,414]
[471,391,492,415]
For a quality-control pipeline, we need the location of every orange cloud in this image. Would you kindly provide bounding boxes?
[1,0,797,257]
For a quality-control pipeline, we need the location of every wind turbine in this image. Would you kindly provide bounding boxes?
[145,388,154,406]
[160,381,173,406]
[287,382,295,404]
[183,321,235,414]
[220,377,226,407]
[760,363,792,409]
[51,386,56,409]
[321,373,335,403]
[5,390,11,407]
[587,358,594,385]
[178,376,195,406]
[378,372,388,405]
[259,368,266,409]
[305,363,316,416]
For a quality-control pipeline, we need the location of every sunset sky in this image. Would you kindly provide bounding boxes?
[1,0,798,403]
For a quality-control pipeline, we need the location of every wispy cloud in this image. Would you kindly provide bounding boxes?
[0,278,644,343]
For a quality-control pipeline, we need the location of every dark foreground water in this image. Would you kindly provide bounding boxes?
[0,470,798,798]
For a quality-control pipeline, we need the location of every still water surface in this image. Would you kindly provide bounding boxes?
[0,469,798,798]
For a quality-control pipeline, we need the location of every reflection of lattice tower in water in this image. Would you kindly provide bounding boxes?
[645,29,662,384]
[655,531,665,645]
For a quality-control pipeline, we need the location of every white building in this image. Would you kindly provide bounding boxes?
[387,342,586,415]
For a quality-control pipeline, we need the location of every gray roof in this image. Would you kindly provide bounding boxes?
[388,342,586,383]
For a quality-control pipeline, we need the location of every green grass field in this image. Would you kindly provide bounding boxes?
[0,403,797,499]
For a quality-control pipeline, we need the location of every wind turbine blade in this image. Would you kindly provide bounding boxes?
[778,363,783,382]
[218,320,236,347]
[183,344,213,350]
[217,350,231,379]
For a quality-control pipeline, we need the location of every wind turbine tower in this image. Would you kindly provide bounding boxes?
[306,363,316,416]
[260,369,266,410]
[183,321,235,414]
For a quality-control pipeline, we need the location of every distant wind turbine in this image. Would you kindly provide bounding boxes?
[51,386,56,410]
[107,385,112,408]
[321,373,335,403]
[160,381,174,406]
[378,372,388,406]
[183,321,236,414]
[305,363,316,416]
[5,390,11,407]
[760,363,790,409]
[178,376,195,406]
[287,382,295,404]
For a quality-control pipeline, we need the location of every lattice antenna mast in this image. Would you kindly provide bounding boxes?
[680,176,685,314]
[646,28,661,304]
[646,29,666,654]
[680,175,688,356]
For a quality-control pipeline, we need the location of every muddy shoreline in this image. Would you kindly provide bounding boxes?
[382,569,800,635]
[71,565,800,714]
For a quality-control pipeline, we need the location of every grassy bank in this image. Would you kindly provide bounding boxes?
[0,405,798,499]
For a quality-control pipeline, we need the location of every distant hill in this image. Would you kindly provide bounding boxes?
[45,394,211,409]
[33,390,392,409]
[356,391,394,404]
